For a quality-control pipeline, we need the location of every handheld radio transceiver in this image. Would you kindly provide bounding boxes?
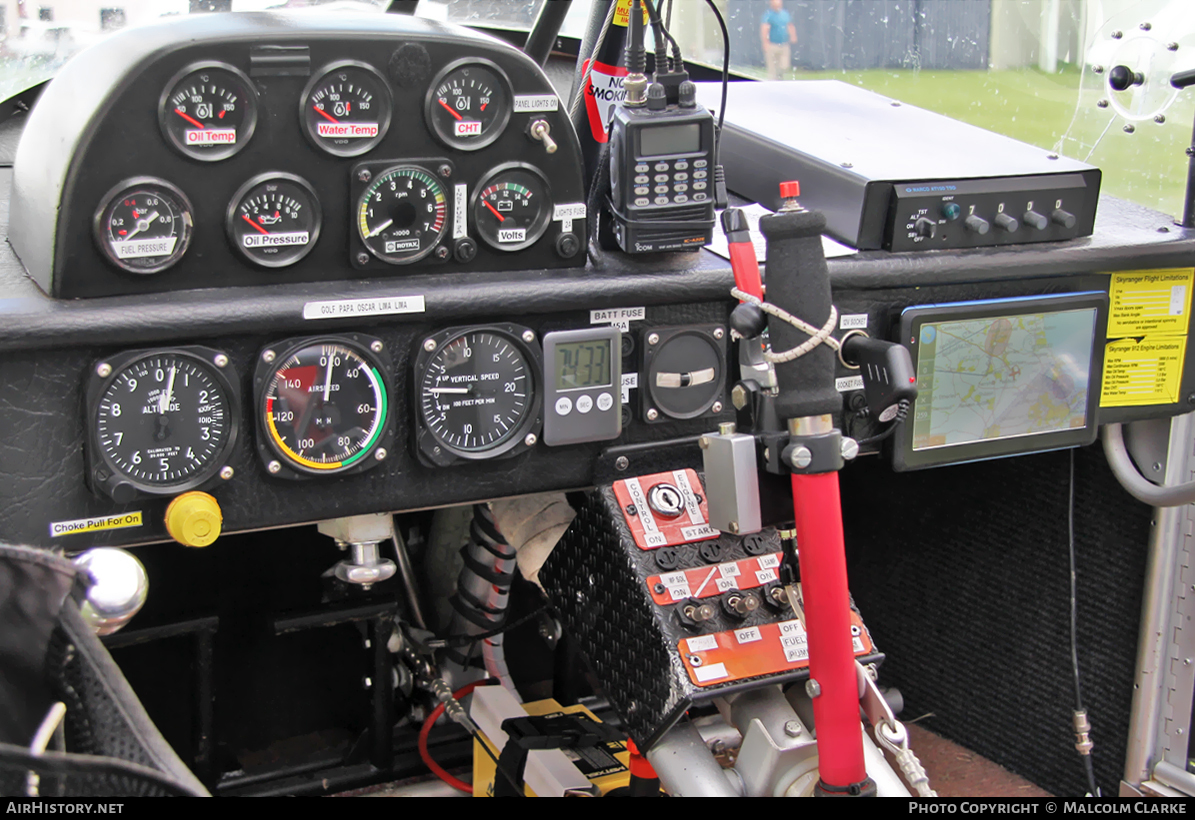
[608,95,716,253]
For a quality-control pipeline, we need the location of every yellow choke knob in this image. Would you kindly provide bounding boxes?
[165,491,222,548]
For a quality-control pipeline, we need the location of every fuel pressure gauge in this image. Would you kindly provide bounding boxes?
[425,59,512,151]
[226,173,321,268]
[472,163,552,252]
[94,178,194,274]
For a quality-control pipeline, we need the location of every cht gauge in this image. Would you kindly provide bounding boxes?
[255,336,393,478]
[301,62,392,157]
[159,61,257,161]
[425,59,512,151]
[356,165,449,264]
[86,347,240,503]
[227,173,322,268]
[413,324,543,467]
[94,177,194,274]
[472,163,552,251]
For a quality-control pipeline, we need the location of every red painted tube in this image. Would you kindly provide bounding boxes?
[728,241,764,301]
[790,471,867,788]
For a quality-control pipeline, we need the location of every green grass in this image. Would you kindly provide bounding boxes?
[744,65,1193,219]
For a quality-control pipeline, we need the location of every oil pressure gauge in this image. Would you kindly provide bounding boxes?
[159,61,257,161]
[226,173,321,268]
[255,335,394,478]
[425,59,512,151]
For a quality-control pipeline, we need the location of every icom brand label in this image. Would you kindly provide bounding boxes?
[50,512,143,538]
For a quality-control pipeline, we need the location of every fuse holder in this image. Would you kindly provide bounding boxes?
[165,491,222,548]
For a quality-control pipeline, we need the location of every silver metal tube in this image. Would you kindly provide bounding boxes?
[789,414,834,436]
[646,722,743,797]
[1124,412,1194,787]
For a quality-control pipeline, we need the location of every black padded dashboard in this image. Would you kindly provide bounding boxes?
[0,13,1194,551]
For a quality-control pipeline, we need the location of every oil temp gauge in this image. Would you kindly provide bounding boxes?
[159,61,257,161]
[226,173,322,268]
[472,163,552,252]
[94,177,194,274]
[301,61,392,157]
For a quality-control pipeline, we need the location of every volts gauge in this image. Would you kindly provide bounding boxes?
[472,163,552,251]
[226,173,322,268]
[86,348,239,502]
[256,336,393,477]
[425,59,512,151]
[301,62,392,157]
[159,61,257,162]
[356,165,448,264]
[413,325,543,466]
[94,177,194,274]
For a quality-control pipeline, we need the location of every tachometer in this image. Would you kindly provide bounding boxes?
[86,348,239,502]
[159,61,257,162]
[256,336,393,477]
[226,173,322,268]
[472,163,552,251]
[414,325,543,466]
[94,177,194,274]
[301,62,392,157]
[425,59,512,151]
[356,165,448,264]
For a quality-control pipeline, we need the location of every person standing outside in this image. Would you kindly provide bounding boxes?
[761,0,797,80]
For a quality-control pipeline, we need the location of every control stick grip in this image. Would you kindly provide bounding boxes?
[758,208,842,420]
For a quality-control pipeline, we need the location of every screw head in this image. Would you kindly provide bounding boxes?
[438,164,452,178]
[96,362,112,377]
[1140,21,1152,30]
[791,446,813,469]
[1097,99,1109,108]
[841,161,853,168]
[784,719,803,738]
[423,338,437,352]
[646,408,659,421]
[267,460,282,474]
[615,455,629,471]
[375,448,387,461]
[435,246,449,260]
[699,435,710,449]
[524,433,537,446]
[358,169,372,182]
[654,583,665,594]
[1169,42,1180,51]
[806,679,821,698]
[688,654,703,667]
[213,353,229,368]
[1124,124,1136,133]
[1047,153,1059,159]
[219,466,234,480]
[731,384,748,409]
[1156,114,1166,124]
[1111,30,1122,39]
[713,327,725,340]
[647,332,660,346]
[1093,65,1104,73]
[262,350,276,363]
[522,329,535,343]
[841,437,859,460]
[370,340,383,353]
[729,521,739,534]
[356,252,370,265]
[712,401,723,413]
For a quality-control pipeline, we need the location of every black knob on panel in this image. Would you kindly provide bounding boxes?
[1108,64,1144,92]
[995,213,1019,233]
[1023,210,1049,231]
[914,217,937,239]
[964,215,990,235]
[730,302,767,339]
[1052,209,1077,229]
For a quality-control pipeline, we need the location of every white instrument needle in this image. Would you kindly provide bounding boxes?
[323,357,334,402]
[123,211,161,242]
[366,219,393,238]
[428,387,471,394]
[159,366,176,414]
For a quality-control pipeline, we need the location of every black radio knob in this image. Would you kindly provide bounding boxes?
[1052,208,1077,229]
[1023,210,1049,231]
[995,213,1019,233]
[914,217,937,239]
[964,215,990,235]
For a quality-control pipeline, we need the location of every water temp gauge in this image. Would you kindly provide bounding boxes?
[94,178,194,274]
[226,173,322,268]
[301,62,392,157]
[158,61,257,161]
[472,163,552,252]
[425,59,512,151]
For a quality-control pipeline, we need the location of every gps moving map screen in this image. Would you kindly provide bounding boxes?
[896,293,1108,471]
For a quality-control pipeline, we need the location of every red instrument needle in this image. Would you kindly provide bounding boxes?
[242,214,270,235]
[482,200,504,222]
[174,108,205,129]
[313,107,339,123]
[438,98,463,121]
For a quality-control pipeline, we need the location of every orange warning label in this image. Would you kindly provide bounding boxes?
[614,469,719,549]
[647,552,782,604]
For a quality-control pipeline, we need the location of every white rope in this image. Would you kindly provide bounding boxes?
[731,287,840,363]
